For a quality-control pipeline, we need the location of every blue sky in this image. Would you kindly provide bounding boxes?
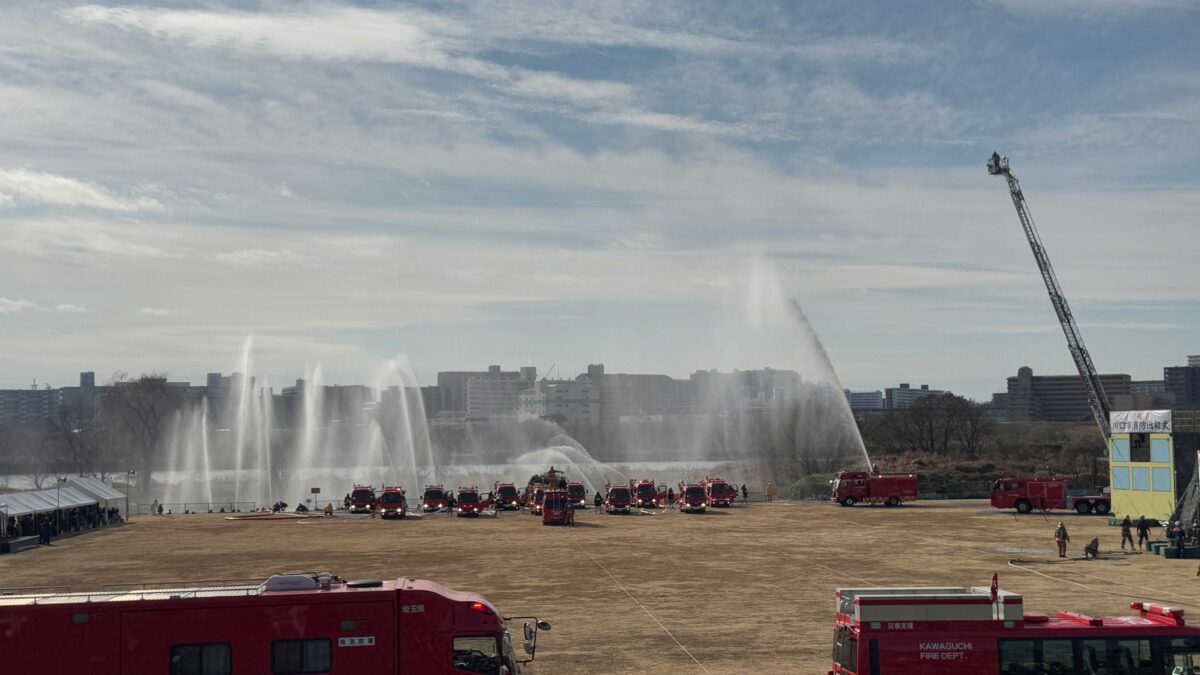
[1,0,1198,399]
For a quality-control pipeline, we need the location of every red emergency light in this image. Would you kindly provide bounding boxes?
[469,602,488,613]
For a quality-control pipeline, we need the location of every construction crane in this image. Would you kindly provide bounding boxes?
[987,152,1112,439]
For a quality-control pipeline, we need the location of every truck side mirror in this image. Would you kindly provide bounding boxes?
[537,620,551,631]
[524,623,534,641]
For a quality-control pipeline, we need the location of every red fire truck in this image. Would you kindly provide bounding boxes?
[829,583,1200,674]
[528,486,546,516]
[0,571,552,674]
[703,477,738,507]
[566,481,587,508]
[349,485,377,514]
[677,482,708,513]
[630,479,659,508]
[494,482,521,511]
[832,471,919,507]
[604,483,632,514]
[421,485,448,513]
[990,476,1111,514]
[455,486,485,517]
[541,489,575,526]
[378,486,407,519]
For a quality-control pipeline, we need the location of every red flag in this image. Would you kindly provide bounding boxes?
[990,573,999,602]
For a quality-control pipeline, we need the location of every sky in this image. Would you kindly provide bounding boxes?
[1,0,1198,400]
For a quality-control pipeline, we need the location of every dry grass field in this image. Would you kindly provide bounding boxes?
[3,500,1198,673]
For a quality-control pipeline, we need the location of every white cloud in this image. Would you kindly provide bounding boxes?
[54,304,88,313]
[139,307,180,316]
[0,298,38,314]
[995,0,1190,13]
[0,168,162,211]
[213,248,311,267]
[62,5,633,107]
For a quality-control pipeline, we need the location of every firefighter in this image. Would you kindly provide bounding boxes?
[323,502,333,517]
[1172,522,1186,556]
[1054,522,1070,558]
[593,491,603,513]
[1120,515,1134,551]
[666,487,675,510]
[343,494,351,510]
[1083,537,1100,559]
[1136,515,1152,550]
[741,484,748,501]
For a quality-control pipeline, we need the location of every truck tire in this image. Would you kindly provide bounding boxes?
[886,496,901,507]
[1015,499,1032,514]
[1075,501,1092,514]
[842,497,856,507]
[1094,502,1110,515]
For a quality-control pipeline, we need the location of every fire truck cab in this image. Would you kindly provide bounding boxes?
[990,476,1111,515]
[421,485,448,513]
[566,481,587,508]
[455,486,485,517]
[541,489,575,526]
[494,482,521,511]
[0,572,553,674]
[604,484,632,514]
[631,479,659,508]
[678,482,708,513]
[378,486,407,519]
[829,584,1200,674]
[703,477,738,507]
[832,471,918,507]
[349,485,377,514]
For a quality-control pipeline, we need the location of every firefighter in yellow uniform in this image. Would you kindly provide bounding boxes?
[765,484,775,503]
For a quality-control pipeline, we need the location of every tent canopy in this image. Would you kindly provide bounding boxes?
[0,486,97,517]
[68,476,125,502]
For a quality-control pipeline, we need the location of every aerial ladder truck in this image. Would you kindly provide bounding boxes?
[987,152,1112,441]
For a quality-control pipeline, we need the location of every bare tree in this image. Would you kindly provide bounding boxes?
[104,372,180,495]
[46,403,112,477]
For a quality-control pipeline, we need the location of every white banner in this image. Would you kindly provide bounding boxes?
[1110,410,1172,434]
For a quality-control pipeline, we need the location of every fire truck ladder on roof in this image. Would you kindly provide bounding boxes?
[988,152,1112,439]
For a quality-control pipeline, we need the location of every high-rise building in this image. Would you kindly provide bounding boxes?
[689,368,800,414]
[518,379,600,425]
[1188,355,1200,368]
[844,390,884,411]
[884,383,946,410]
[438,366,532,415]
[0,383,60,425]
[1165,362,1200,410]
[464,366,536,418]
[1006,366,1132,423]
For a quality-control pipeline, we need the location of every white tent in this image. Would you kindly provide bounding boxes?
[68,476,125,503]
[0,487,96,517]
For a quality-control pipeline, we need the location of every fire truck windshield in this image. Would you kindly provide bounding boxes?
[610,488,630,499]
[452,636,500,674]
[685,487,705,499]
[998,635,1200,673]
[458,492,478,503]
[497,486,517,497]
[351,490,372,500]
[380,492,403,504]
[568,485,584,495]
[637,486,656,498]
[544,495,566,508]
[424,489,444,500]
